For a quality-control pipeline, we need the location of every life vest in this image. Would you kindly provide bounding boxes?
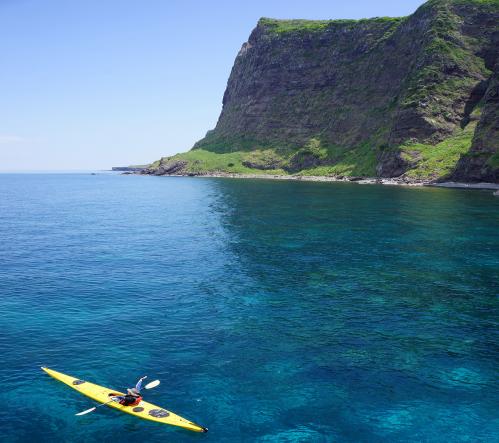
[120,395,142,406]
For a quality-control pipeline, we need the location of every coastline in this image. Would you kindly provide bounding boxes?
[134,171,499,191]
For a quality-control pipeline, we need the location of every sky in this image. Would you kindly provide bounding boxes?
[0,0,426,170]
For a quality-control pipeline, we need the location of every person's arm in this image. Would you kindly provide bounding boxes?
[135,376,147,392]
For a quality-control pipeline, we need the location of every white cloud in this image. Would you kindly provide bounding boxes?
[0,135,27,144]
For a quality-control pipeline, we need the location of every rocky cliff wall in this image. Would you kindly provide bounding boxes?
[188,0,499,181]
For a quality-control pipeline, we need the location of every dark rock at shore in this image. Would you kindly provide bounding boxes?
[112,166,146,172]
[242,159,279,170]
[151,160,188,175]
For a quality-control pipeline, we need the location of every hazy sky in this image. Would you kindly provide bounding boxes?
[0,0,426,170]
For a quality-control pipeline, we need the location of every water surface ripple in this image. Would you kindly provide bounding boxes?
[0,173,498,442]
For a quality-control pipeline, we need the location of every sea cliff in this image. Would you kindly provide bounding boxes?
[144,0,499,183]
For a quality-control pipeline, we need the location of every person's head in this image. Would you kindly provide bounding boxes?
[127,388,140,397]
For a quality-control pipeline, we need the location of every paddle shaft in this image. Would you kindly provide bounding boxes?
[95,397,117,409]
[75,398,118,416]
[75,379,160,416]
[94,398,118,410]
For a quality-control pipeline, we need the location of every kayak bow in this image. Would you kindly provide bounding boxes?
[41,367,207,433]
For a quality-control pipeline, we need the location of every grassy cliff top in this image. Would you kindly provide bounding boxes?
[258,16,405,33]
[258,0,499,34]
[447,0,499,4]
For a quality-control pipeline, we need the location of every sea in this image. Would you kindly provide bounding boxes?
[1,172,498,442]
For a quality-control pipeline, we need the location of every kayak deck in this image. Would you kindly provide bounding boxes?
[41,367,207,433]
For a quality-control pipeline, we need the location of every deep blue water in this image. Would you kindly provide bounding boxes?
[1,173,498,442]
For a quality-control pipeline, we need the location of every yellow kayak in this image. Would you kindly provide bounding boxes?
[41,367,208,433]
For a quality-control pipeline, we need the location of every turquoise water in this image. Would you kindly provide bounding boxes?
[1,173,498,442]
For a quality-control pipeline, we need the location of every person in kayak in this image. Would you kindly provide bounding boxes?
[113,376,147,406]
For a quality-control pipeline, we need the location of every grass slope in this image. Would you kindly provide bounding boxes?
[401,121,476,180]
[152,123,476,181]
[159,150,287,175]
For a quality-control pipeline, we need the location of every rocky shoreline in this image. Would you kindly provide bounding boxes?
[133,170,499,192]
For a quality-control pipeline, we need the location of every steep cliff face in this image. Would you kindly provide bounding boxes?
[151,0,499,182]
[451,60,499,181]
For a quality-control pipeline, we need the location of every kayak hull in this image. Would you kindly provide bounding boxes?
[41,367,207,433]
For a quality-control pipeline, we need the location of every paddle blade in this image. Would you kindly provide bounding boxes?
[75,407,96,416]
[145,379,160,389]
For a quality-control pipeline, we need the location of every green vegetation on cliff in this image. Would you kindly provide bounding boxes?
[148,139,378,177]
[258,16,404,34]
[155,150,287,175]
[149,121,474,180]
[401,122,477,180]
[145,0,499,182]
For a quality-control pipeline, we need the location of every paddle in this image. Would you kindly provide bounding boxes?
[75,379,161,416]
[144,379,160,389]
